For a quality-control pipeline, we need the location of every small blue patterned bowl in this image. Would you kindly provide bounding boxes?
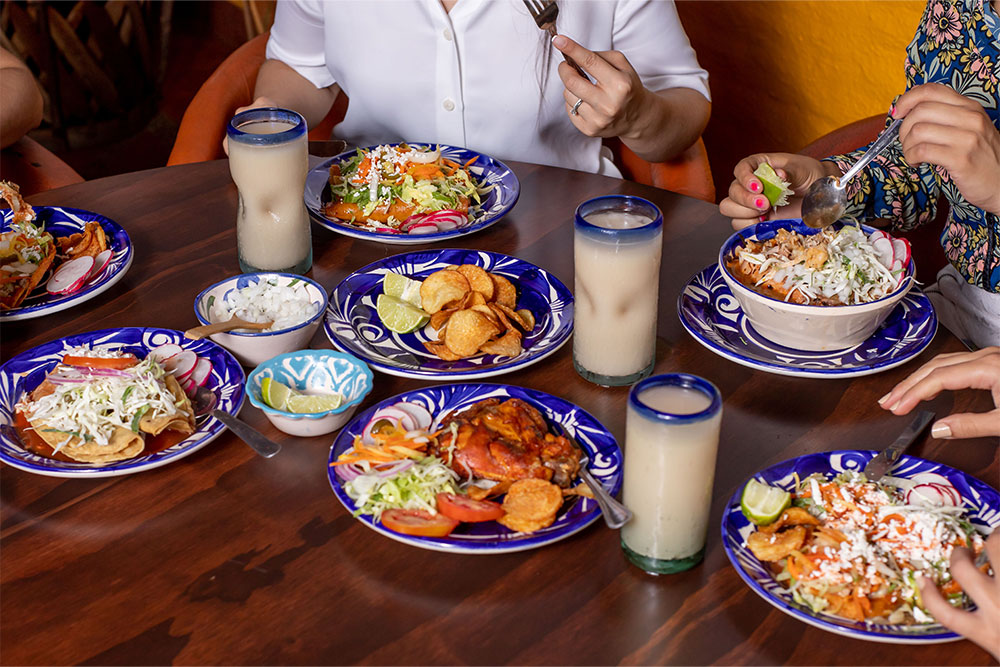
[246,350,374,437]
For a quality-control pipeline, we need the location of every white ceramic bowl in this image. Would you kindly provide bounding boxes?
[718,219,915,351]
[246,350,374,437]
[193,272,328,367]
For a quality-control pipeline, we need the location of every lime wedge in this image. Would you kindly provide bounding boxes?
[383,272,423,307]
[753,163,793,208]
[286,392,343,414]
[261,377,298,411]
[740,478,791,526]
[376,294,429,333]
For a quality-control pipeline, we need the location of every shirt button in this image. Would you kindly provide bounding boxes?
[442,98,456,112]
[443,27,453,41]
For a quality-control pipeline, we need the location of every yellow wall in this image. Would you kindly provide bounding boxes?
[676,0,926,198]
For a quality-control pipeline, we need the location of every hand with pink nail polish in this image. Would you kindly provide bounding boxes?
[718,152,841,230]
[878,347,1000,439]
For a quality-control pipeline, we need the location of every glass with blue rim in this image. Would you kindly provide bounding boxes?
[573,195,663,386]
[620,373,723,574]
[227,107,312,275]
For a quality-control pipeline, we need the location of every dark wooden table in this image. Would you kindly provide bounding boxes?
[2,160,997,666]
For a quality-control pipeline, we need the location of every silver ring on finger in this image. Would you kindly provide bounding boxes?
[570,98,583,116]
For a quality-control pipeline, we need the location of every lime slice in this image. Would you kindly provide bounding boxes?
[753,163,793,208]
[383,272,423,307]
[286,392,343,414]
[740,478,791,526]
[261,377,298,411]
[376,294,429,333]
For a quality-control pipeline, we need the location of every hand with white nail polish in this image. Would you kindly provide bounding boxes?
[878,347,1000,439]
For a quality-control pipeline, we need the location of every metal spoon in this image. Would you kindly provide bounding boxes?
[801,118,902,229]
[579,455,633,529]
[184,317,273,340]
[190,385,281,458]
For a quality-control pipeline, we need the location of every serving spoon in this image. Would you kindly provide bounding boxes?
[801,118,902,229]
[190,385,281,458]
[184,316,273,340]
[579,455,633,529]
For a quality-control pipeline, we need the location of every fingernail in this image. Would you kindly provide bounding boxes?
[759,215,766,223]
[754,197,767,209]
[749,181,761,193]
[552,35,566,48]
[889,104,896,118]
[931,422,952,439]
[877,392,892,406]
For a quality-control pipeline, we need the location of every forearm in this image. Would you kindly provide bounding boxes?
[253,59,339,129]
[620,87,709,163]
[0,67,43,149]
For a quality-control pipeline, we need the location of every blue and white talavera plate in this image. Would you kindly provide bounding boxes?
[723,450,1000,644]
[305,142,519,245]
[327,383,622,554]
[1,206,133,321]
[325,248,573,380]
[678,264,936,378]
[0,327,245,478]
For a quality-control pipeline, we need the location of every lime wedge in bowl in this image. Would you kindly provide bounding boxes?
[286,392,343,414]
[376,294,429,334]
[740,478,791,526]
[261,377,298,411]
[753,163,793,208]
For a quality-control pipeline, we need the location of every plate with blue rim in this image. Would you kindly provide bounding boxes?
[677,264,936,378]
[327,383,622,554]
[1,206,133,321]
[0,327,245,478]
[324,248,573,380]
[723,450,1000,644]
[304,142,519,245]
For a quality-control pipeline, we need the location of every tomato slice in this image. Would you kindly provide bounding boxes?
[381,509,459,537]
[436,493,504,523]
[61,354,139,369]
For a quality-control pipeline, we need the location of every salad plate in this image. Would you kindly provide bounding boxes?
[1,206,133,321]
[0,327,245,478]
[723,450,1000,644]
[324,248,573,380]
[327,383,622,554]
[304,143,519,245]
[678,264,936,378]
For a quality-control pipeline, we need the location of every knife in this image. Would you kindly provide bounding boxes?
[863,410,935,482]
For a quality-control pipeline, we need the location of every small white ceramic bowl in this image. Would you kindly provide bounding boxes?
[246,350,374,437]
[718,219,915,351]
[193,272,328,367]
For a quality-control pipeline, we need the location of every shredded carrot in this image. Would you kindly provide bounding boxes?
[463,156,477,168]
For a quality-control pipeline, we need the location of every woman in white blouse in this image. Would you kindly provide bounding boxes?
[245,0,711,176]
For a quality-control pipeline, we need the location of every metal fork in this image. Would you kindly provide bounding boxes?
[522,0,591,81]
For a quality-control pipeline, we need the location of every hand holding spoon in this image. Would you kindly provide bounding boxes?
[184,316,273,340]
[801,118,902,229]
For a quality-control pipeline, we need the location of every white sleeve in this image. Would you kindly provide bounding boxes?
[612,0,710,102]
[265,0,337,89]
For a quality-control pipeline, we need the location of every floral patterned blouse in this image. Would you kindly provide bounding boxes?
[824,0,999,292]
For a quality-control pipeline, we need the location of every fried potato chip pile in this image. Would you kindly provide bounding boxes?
[419,264,536,360]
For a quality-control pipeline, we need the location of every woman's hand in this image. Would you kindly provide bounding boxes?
[718,153,839,230]
[895,83,1000,215]
[878,347,1000,439]
[551,35,709,163]
[918,531,1000,660]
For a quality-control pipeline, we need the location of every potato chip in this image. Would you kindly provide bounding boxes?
[515,308,535,331]
[469,304,500,325]
[420,270,470,314]
[497,512,555,533]
[489,273,517,308]
[429,308,457,332]
[444,309,500,357]
[458,290,487,309]
[423,340,464,361]
[457,264,494,300]
[486,303,514,330]
[500,478,563,521]
[496,304,533,331]
[478,329,522,357]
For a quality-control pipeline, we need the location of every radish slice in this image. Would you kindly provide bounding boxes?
[392,401,433,431]
[162,350,197,378]
[181,376,196,396]
[47,256,95,295]
[149,344,183,364]
[190,357,212,387]
[871,236,894,268]
[434,220,459,231]
[907,483,958,506]
[86,250,113,281]
[407,222,440,235]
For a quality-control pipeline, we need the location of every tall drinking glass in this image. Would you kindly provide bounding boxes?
[573,195,663,386]
[620,373,722,574]
[227,107,312,275]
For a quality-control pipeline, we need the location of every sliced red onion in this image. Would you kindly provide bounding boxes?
[374,460,414,478]
[394,402,433,430]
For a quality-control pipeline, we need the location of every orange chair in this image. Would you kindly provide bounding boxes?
[168,33,715,202]
[1,136,84,195]
[800,114,948,284]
